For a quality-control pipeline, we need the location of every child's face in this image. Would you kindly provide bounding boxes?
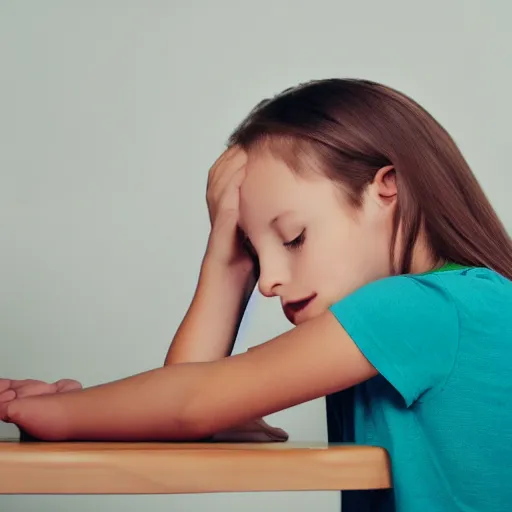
[238,149,395,325]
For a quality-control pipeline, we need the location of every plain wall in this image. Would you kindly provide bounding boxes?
[1,1,510,510]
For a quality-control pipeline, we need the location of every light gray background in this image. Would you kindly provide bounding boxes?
[1,1,510,511]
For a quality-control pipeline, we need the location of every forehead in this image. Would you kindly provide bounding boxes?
[240,151,299,208]
[238,150,339,230]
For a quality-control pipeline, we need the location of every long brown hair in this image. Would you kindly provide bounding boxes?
[228,78,512,280]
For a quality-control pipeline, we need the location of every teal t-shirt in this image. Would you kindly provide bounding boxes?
[328,265,512,512]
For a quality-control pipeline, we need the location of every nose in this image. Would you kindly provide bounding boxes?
[257,259,286,298]
[258,278,279,298]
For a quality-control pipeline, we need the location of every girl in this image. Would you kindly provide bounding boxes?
[1,78,512,511]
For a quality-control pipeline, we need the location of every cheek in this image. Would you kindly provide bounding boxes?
[304,226,386,303]
[296,240,348,297]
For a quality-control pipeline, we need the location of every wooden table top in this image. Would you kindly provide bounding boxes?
[0,440,391,494]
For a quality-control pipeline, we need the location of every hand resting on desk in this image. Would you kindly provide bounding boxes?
[0,377,288,442]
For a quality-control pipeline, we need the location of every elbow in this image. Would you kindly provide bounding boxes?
[175,393,220,441]
[175,410,212,441]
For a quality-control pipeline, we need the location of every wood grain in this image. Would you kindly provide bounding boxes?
[0,440,391,494]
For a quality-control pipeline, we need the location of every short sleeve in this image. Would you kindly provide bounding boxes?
[329,274,459,407]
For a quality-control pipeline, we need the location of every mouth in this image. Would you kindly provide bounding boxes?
[283,294,317,324]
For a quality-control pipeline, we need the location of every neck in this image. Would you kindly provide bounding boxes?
[406,231,444,275]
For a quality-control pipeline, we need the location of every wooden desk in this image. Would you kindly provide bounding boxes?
[0,440,390,494]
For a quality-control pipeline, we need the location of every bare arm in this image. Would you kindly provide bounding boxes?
[164,257,256,365]
[162,147,288,441]
[165,146,257,366]
[3,311,377,441]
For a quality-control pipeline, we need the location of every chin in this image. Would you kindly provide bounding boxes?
[295,308,325,326]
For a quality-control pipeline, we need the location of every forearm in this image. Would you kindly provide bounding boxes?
[12,260,257,442]
[8,364,214,441]
[164,257,256,365]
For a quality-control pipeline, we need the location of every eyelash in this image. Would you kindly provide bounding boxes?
[283,229,305,250]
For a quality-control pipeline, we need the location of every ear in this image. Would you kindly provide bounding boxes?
[371,165,397,205]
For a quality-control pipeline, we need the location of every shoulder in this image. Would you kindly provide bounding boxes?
[329,270,457,321]
[330,266,510,316]
[328,271,461,406]
[327,267,511,407]
[425,267,512,320]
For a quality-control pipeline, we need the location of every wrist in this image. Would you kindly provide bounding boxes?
[200,255,256,293]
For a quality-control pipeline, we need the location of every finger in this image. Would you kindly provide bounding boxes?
[0,402,10,422]
[0,389,16,403]
[55,379,82,393]
[265,425,289,438]
[207,146,239,190]
[216,167,246,213]
[8,379,46,390]
[254,418,289,439]
[209,148,247,195]
[213,148,247,186]
[208,163,247,225]
[220,163,246,194]
[208,144,242,178]
[0,379,12,394]
[259,425,289,441]
[15,382,58,398]
[206,149,247,224]
[211,421,288,443]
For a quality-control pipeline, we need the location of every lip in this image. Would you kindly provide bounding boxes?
[283,294,317,324]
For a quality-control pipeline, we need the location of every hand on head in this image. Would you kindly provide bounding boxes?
[205,145,256,275]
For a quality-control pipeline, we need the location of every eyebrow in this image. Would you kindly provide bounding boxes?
[238,210,296,243]
[270,210,295,226]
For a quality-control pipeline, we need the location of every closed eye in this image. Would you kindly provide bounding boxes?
[283,229,305,250]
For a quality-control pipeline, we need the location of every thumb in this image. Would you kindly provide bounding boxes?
[0,400,15,423]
